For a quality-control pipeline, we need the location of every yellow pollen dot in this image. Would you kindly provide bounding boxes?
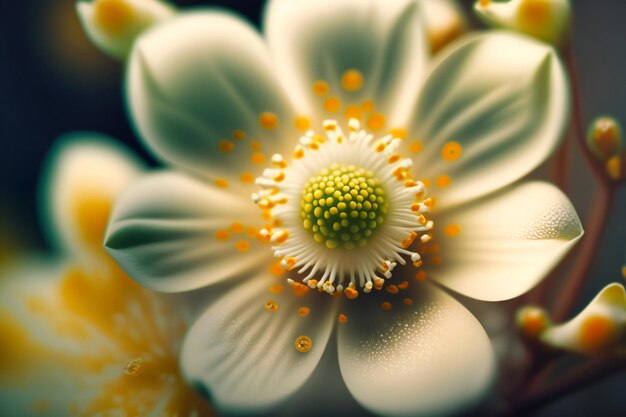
[444,224,461,237]
[215,178,228,188]
[431,256,442,266]
[385,285,399,294]
[479,0,490,7]
[219,140,235,153]
[259,112,279,129]
[367,113,386,131]
[441,141,462,161]
[398,281,410,290]
[344,287,359,300]
[264,301,279,312]
[338,314,349,323]
[362,99,375,113]
[341,69,364,92]
[409,140,423,153]
[250,141,262,151]
[233,130,246,140]
[295,115,311,131]
[430,243,441,254]
[247,227,258,238]
[345,104,362,120]
[124,358,146,376]
[231,222,244,234]
[436,175,451,188]
[235,240,250,252]
[403,298,413,305]
[381,302,392,311]
[294,335,312,352]
[390,128,408,139]
[270,263,285,276]
[415,270,427,281]
[324,97,341,112]
[93,0,135,36]
[251,153,266,165]
[240,172,254,183]
[215,230,230,241]
[313,81,330,96]
[269,284,284,294]
[298,307,310,317]
[388,154,401,164]
[291,282,309,297]
[579,315,616,353]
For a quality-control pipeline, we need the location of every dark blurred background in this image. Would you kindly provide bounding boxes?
[1,0,625,415]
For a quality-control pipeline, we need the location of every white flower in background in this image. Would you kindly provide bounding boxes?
[474,0,572,47]
[542,283,626,355]
[101,0,582,415]
[77,0,175,59]
[0,136,213,417]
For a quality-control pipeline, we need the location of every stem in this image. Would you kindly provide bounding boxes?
[552,123,572,192]
[551,182,614,322]
[549,49,617,322]
[564,50,609,183]
[508,357,626,416]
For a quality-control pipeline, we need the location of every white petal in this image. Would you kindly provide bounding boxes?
[104,171,271,292]
[127,11,299,182]
[41,134,144,263]
[181,274,337,413]
[77,0,176,60]
[429,182,582,301]
[338,283,495,417]
[265,0,429,127]
[407,31,569,209]
[541,283,626,355]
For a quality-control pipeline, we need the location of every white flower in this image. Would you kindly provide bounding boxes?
[0,136,212,417]
[103,1,582,415]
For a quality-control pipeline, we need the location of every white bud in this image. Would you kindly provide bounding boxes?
[541,283,626,355]
[77,0,175,60]
[474,0,572,47]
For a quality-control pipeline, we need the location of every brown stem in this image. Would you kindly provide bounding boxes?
[550,160,615,323]
[548,49,617,322]
[552,123,572,192]
[506,356,626,417]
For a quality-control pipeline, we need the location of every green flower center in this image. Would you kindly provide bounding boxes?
[300,164,388,250]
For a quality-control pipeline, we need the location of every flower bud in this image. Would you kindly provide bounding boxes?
[541,283,626,355]
[474,0,572,47]
[76,0,175,60]
[587,116,623,162]
[516,306,551,340]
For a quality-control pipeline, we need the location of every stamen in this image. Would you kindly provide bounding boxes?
[252,119,433,294]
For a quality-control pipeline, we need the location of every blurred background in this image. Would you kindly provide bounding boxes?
[1,0,625,415]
